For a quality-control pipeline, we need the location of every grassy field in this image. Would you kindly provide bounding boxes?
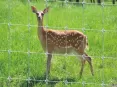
[0,0,117,87]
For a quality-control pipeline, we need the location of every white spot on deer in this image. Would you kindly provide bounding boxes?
[77,40,79,43]
[75,44,77,47]
[79,35,83,38]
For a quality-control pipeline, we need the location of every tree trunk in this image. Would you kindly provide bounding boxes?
[76,0,79,2]
[97,0,101,4]
[91,0,92,3]
[91,0,95,3]
[93,0,95,3]
[112,0,115,4]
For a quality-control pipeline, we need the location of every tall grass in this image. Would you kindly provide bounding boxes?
[0,0,117,87]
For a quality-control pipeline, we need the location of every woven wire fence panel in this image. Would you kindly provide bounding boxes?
[0,0,117,87]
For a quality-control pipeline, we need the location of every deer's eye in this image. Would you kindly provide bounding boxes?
[41,13,44,16]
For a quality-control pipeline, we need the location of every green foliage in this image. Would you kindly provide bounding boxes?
[0,0,117,87]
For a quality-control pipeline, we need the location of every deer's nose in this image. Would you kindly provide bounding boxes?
[38,16,42,20]
[38,16,40,19]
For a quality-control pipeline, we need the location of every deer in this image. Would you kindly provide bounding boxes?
[31,6,94,78]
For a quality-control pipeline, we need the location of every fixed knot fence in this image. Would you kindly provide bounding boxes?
[0,0,117,87]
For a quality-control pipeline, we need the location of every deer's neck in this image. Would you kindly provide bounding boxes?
[37,19,45,38]
[37,19,46,51]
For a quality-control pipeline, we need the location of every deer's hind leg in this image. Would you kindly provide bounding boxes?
[83,53,94,76]
[76,48,94,77]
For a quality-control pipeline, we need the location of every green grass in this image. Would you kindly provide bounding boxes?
[0,0,117,87]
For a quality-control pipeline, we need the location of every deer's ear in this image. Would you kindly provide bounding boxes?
[31,6,37,13]
[43,7,49,14]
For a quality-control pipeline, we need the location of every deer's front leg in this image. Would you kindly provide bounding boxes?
[46,53,52,78]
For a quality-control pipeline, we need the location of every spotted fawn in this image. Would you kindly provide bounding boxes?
[31,6,94,77]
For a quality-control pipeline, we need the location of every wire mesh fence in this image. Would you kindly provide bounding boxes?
[0,0,117,87]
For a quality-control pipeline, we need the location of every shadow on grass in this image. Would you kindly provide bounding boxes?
[20,74,76,87]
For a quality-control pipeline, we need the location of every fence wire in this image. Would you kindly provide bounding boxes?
[0,0,117,87]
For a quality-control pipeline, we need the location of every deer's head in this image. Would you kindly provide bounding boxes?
[31,6,49,21]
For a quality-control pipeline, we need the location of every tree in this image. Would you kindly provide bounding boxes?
[97,0,101,4]
[76,0,79,2]
[91,0,95,3]
[112,0,115,4]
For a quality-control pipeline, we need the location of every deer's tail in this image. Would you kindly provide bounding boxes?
[84,36,89,50]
